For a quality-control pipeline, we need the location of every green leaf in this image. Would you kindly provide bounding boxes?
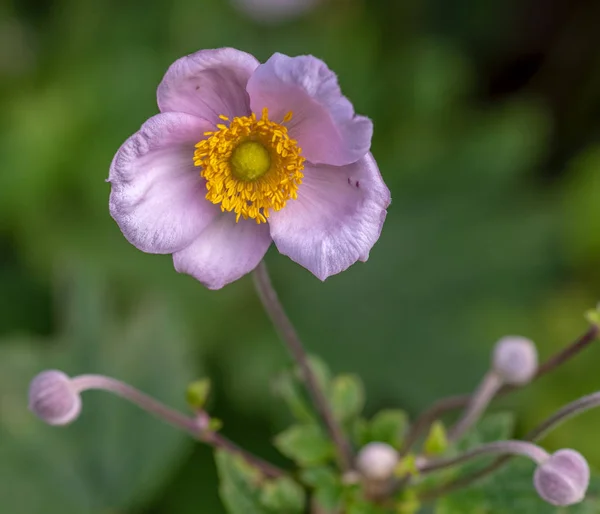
[307,355,333,395]
[272,370,315,423]
[214,450,265,514]
[300,467,342,511]
[272,355,333,424]
[331,374,366,422]
[260,476,306,514]
[459,411,515,450]
[274,424,335,467]
[396,489,421,514]
[369,409,409,449]
[0,270,196,514]
[439,412,517,485]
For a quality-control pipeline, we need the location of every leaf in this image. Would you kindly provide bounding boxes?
[216,451,306,514]
[260,476,306,513]
[215,450,265,514]
[450,411,516,479]
[458,411,515,449]
[274,424,335,467]
[331,374,365,423]
[368,409,409,449]
[306,355,333,395]
[272,355,333,424]
[0,269,196,514]
[300,467,342,511]
[272,370,315,423]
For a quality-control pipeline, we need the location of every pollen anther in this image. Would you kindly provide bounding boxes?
[194,108,304,223]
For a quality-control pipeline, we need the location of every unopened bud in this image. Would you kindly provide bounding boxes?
[28,370,81,426]
[492,336,538,385]
[356,442,399,481]
[534,449,589,506]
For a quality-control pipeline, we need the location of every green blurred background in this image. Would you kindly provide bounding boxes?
[1,0,600,512]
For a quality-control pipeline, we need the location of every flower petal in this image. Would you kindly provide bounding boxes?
[157,48,259,125]
[173,215,272,289]
[109,112,218,254]
[268,153,390,280]
[246,53,373,166]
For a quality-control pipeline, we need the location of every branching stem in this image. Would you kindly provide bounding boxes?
[402,323,599,455]
[71,374,284,478]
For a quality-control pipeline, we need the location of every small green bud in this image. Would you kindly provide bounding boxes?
[394,453,419,478]
[584,305,600,325]
[424,420,448,455]
[209,417,223,432]
[186,379,211,410]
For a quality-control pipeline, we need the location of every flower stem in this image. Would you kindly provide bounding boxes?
[418,372,600,501]
[252,261,353,471]
[71,374,284,478]
[417,440,549,475]
[527,390,600,442]
[402,323,599,455]
[447,372,502,443]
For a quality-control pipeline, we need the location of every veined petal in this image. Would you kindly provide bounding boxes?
[247,53,373,166]
[157,48,259,125]
[109,112,218,254]
[268,153,390,280]
[173,215,272,289]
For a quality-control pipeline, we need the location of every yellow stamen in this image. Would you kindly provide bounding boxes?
[194,108,305,224]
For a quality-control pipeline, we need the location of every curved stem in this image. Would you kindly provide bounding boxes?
[527,391,600,442]
[418,440,549,475]
[402,323,599,455]
[252,261,353,471]
[418,387,600,501]
[71,374,284,478]
[447,372,503,443]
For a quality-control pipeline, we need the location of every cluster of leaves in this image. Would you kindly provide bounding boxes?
[214,360,600,513]
[214,356,410,513]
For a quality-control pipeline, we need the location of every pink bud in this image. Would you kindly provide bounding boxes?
[492,336,538,385]
[356,442,399,481]
[28,370,81,426]
[534,449,589,506]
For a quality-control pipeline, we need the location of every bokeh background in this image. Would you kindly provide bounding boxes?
[2,0,600,512]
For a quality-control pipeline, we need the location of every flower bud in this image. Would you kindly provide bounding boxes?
[534,449,589,506]
[492,336,538,385]
[356,442,399,481]
[28,370,81,426]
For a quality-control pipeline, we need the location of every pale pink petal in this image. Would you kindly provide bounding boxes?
[268,153,390,280]
[173,215,272,289]
[108,112,218,254]
[246,53,372,166]
[157,48,259,125]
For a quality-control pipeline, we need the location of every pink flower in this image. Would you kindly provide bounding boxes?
[108,48,390,289]
[232,0,321,23]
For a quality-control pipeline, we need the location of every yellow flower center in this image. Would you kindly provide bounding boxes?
[230,141,272,181]
[194,108,305,224]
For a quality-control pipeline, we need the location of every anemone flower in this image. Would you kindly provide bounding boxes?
[232,0,321,23]
[108,48,390,289]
